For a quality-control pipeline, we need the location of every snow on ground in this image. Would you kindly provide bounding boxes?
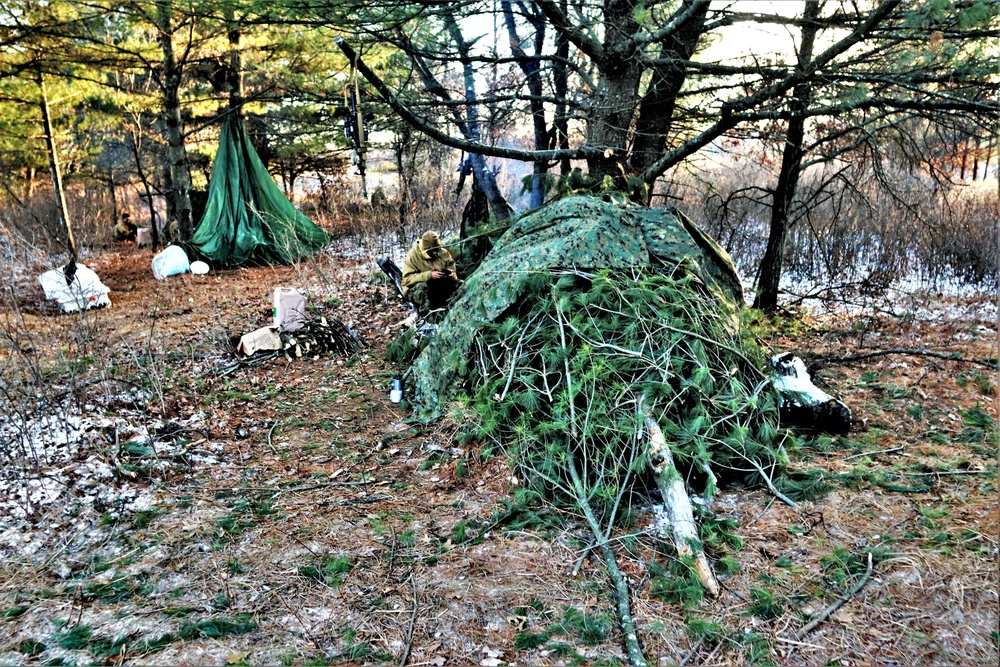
[0,403,221,560]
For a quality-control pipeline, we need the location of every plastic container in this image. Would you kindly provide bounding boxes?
[136,228,151,245]
[273,287,307,332]
[389,374,403,404]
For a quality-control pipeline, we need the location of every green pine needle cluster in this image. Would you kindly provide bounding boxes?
[463,269,788,534]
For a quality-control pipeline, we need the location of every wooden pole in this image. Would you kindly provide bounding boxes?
[37,70,76,261]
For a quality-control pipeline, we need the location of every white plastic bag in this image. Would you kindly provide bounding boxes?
[38,264,112,312]
[151,245,190,280]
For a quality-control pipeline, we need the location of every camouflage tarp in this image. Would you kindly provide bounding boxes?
[410,194,745,418]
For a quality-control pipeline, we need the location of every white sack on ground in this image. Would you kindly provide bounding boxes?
[152,245,190,280]
[38,264,112,312]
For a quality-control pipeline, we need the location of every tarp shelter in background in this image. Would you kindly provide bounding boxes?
[410,194,746,417]
[189,114,330,267]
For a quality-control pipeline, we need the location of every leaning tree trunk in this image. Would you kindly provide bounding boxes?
[128,122,161,250]
[754,0,821,313]
[37,70,75,261]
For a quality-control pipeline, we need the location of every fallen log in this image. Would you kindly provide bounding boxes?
[642,400,720,597]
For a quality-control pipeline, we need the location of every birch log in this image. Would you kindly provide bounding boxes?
[643,406,720,597]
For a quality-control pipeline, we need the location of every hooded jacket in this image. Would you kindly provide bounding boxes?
[401,237,457,293]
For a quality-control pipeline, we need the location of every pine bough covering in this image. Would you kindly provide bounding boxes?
[470,270,786,513]
[412,194,789,523]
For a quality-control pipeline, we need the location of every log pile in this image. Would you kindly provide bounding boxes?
[278,317,364,359]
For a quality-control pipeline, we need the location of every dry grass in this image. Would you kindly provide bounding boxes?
[0,246,996,667]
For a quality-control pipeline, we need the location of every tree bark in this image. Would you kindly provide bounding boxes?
[227,14,243,114]
[629,0,710,180]
[754,1,822,313]
[551,3,571,177]
[156,0,193,242]
[443,13,512,220]
[584,0,643,183]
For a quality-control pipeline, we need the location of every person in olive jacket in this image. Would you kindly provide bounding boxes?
[402,230,459,318]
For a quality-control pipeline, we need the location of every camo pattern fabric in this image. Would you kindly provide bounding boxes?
[409,194,745,418]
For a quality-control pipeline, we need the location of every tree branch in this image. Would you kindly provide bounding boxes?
[334,37,602,162]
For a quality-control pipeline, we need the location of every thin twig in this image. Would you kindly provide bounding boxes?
[841,445,904,461]
[498,312,538,402]
[747,458,799,509]
[274,588,325,651]
[677,639,703,667]
[794,551,874,640]
[399,573,418,666]
[266,420,279,455]
[817,348,999,371]
[901,470,992,476]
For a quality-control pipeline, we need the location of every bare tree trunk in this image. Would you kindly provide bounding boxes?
[754,1,822,313]
[25,167,37,202]
[501,0,549,208]
[630,0,710,183]
[552,4,571,177]
[37,70,75,261]
[971,135,980,181]
[983,135,994,181]
[128,119,161,250]
[959,137,968,180]
[393,126,411,230]
[156,0,193,242]
[583,0,643,184]
[227,14,243,114]
[107,170,119,239]
[444,12,512,220]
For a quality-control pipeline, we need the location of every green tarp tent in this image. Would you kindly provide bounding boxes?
[189,114,330,267]
[410,194,746,418]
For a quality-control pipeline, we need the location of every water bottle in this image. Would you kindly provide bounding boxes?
[389,374,403,404]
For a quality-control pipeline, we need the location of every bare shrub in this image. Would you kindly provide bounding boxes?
[0,179,127,255]
[919,186,999,286]
[659,155,773,281]
[663,148,998,293]
[305,147,472,261]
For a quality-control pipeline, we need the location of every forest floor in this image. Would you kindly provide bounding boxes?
[0,246,997,667]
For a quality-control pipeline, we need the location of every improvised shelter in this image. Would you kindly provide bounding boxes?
[189,114,330,267]
[410,194,746,418]
[406,193,787,609]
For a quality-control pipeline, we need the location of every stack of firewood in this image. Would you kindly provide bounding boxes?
[279,317,363,359]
